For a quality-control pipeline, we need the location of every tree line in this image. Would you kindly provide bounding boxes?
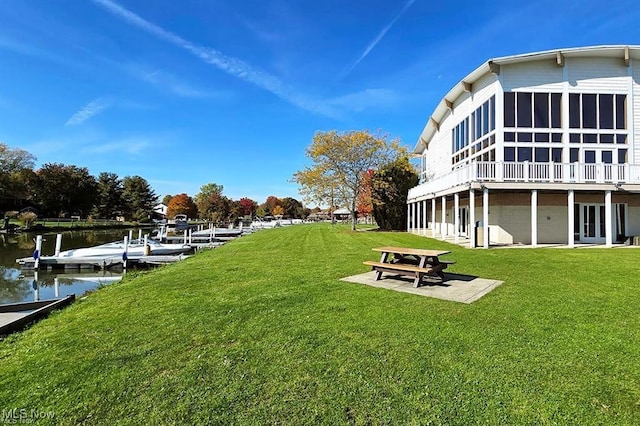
[0,142,309,223]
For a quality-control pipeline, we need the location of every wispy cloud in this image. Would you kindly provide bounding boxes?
[92,0,339,117]
[342,0,416,78]
[129,66,222,99]
[65,97,111,126]
[328,89,399,112]
[83,136,151,155]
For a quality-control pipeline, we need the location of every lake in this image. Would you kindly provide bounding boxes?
[0,228,154,304]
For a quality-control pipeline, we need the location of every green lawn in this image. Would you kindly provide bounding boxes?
[1,224,639,424]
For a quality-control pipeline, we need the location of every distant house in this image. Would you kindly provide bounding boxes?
[333,208,352,221]
[407,45,640,248]
[153,204,167,218]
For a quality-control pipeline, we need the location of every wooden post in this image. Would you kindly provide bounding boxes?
[138,229,143,240]
[123,236,129,270]
[129,230,133,241]
[33,270,39,301]
[54,277,60,298]
[183,230,187,245]
[188,228,192,244]
[144,235,150,256]
[54,234,63,257]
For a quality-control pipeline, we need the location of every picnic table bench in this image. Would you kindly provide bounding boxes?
[363,246,455,288]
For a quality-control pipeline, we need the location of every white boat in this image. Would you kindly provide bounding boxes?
[57,239,191,258]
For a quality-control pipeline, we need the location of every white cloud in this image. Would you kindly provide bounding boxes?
[65,98,111,126]
[92,0,339,118]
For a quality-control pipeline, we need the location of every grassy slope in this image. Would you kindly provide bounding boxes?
[1,224,639,424]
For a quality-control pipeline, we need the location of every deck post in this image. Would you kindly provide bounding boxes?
[422,200,428,235]
[454,193,460,244]
[568,190,575,247]
[483,187,489,248]
[469,189,476,248]
[123,236,129,269]
[34,235,43,270]
[416,200,421,233]
[54,277,60,298]
[531,189,538,247]
[406,204,410,231]
[431,198,436,238]
[605,190,612,247]
[441,196,447,240]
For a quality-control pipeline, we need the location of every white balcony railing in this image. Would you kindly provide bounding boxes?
[408,162,640,200]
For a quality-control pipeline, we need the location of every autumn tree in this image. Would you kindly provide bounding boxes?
[356,169,374,222]
[0,143,36,210]
[166,193,198,219]
[272,205,285,217]
[195,183,224,219]
[122,175,157,222]
[238,197,257,218]
[371,155,419,230]
[280,197,305,218]
[292,130,406,230]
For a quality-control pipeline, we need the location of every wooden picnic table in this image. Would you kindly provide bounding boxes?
[363,246,454,288]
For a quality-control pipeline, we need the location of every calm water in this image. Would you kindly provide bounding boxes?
[0,228,154,304]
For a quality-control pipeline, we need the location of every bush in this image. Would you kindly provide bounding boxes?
[18,212,37,228]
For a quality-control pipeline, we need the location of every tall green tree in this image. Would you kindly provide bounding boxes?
[32,163,97,217]
[371,156,419,230]
[122,175,157,222]
[292,130,406,230]
[93,172,123,219]
[0,143,36,210]
[195,183,224,219]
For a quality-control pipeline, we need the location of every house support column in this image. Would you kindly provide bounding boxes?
[441,196,447,240]
[431,198,437,238]
[605,190,612,247]
[416,200,421,233]
[531,189,538,247]
[406,203,410,231]
[422,200,428,235]
[483,187,489,248]
[469,189,476,248]
[568,190,575,247]
[454,193,460,244]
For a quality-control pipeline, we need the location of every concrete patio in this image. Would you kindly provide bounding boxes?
[341,271,503,304]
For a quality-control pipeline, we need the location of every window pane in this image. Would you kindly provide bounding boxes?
[504,92,515,127]
[600,134,614,144]
[504,147,516,162]
[552,148,562,162]
[582,94,597,129]
[517,147,532,162]
[599,94,614,129]
[482,101,490,134]
[602,151,612,164]
[570,148,579,162]
[535,147,549,162]
[552,133,562,143]
[517,132,532,142]
[534,93,549,128]
[570,133,581,143]
[618,149,627,164]
[504,132,515,142]
[535,133,549,142]
[490,96,495,131]
[585,150,596,163]
[517,92,532,127]
[616,94,626,129]
[616,134,627,144]
[551,93,562,128]
[584,133,597,143]
[569,93,580,128]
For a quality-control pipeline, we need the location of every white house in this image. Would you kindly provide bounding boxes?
[407,45,640,248]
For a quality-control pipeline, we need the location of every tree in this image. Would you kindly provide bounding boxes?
[122,175,157,222]
[93,172,123,219]
[260,196,281,216]
[371,156,419,230]
[272,205,285,217]
[292,130,406,230]
[32,163,97,217]
[0,143,36,210]
[166,193,198,219]
[280,197,305,218]
[238,197,257,218]
[195,183,224,219]
[161,194,173,205]
[356,169,374,221]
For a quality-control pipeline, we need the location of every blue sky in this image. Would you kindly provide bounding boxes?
[1,0,640,205]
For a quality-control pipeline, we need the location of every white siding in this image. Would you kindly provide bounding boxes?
[502,60,564,92]
[567,57,628,92]
[633,59,640,165]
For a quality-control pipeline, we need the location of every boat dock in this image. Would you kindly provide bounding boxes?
[0,296,75,335]
[16,254,190,271]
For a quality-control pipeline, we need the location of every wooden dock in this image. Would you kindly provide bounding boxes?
[0,295,75,335]
[16,254,190,271]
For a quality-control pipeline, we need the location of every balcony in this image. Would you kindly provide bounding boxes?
[408,161,640,200]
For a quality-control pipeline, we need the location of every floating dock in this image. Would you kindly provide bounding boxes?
[16,254,190,271]
[0,295,75,335]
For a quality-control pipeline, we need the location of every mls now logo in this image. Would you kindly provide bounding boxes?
[1,408,55,423]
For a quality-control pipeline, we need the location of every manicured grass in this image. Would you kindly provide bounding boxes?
[1,224,639,424]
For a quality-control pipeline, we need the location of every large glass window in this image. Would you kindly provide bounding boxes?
[534,93,549,128]
[551,93,562,128]
[582,94,597,129]
[599,94,614,129]
[569,94,581,128]
[517,93,532,127]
